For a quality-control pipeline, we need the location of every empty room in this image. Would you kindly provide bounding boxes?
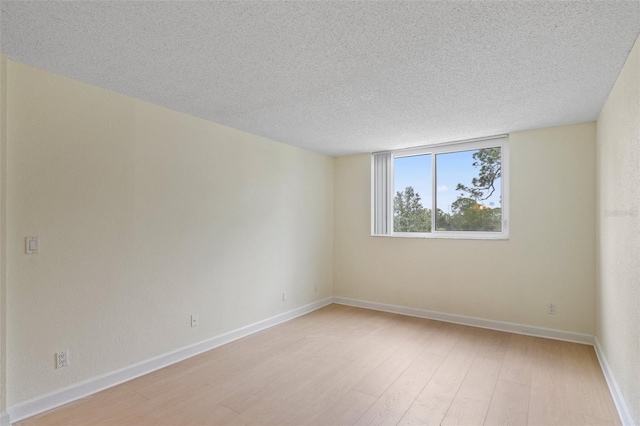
[0,1,639,425]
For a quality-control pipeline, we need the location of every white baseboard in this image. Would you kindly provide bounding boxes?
[594,338,636,426]
[7,297,332,424]
[0,411,9,426]
[333,296,595,345]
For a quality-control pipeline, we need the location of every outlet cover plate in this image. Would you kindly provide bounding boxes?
[26,236,39,254]
[56,350,69,368]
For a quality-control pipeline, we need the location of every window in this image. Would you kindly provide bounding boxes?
[372,136,508,239]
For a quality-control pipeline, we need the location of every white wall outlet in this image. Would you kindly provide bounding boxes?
[26,236,39,254]
[547,303,556,315]
[282,291,288,301]
[56,349,70,368]
[190,314,199,327]
[314,285,318,293]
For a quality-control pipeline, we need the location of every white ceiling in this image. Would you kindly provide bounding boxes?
[2,1,639,156]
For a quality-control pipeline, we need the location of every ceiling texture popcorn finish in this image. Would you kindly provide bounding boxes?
[1,1,640,156]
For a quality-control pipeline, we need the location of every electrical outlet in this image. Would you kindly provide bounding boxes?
[56,349,70,368]
[547,303,556,315]
[314,285,318,293]
[282,291,288,301]
[191,314,199,327]
[26,236,39,254]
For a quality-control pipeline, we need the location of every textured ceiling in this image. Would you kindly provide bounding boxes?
[2,1,640,156]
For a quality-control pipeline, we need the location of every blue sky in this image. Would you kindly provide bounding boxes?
[394,149,501,213]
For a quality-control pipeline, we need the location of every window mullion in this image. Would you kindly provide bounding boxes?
[431,153,437,233]
[388,155,394,234]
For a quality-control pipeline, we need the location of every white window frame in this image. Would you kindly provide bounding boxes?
[371,135,509,240]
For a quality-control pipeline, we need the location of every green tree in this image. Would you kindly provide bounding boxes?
[456,148,501,201]
[435,208,451,231]
[453,148,502,231]
[449,197,501,231]
[394,186,431,232]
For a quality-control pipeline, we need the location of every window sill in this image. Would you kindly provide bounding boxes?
[372,232,509,240]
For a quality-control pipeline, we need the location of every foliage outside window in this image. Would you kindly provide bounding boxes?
[372,136,509,239]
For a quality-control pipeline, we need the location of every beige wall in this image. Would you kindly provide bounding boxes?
[334,123,596,335]
[596,34,640,425]
[0,54,7,415]
[5,60,334,405]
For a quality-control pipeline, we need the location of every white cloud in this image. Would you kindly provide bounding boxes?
[437,185,448,192]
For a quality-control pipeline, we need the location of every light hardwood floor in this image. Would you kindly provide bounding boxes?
[17,304,621,425]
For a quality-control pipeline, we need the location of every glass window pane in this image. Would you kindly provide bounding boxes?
[393,154,432,232]
[436,147,502,232]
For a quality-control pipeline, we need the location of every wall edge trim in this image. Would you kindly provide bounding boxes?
[7,297,333,424]
[594,337,636,426]
[332,296,595,345]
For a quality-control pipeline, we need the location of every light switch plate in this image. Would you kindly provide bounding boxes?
[26,237,39,254]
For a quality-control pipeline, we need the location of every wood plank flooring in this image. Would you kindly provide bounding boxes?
[16,304,621,425]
